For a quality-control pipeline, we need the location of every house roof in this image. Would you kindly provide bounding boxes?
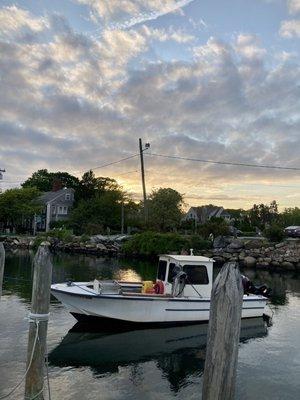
[39,188,74,204]
[188,205,230,219]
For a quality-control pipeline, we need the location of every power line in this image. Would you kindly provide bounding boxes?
[117,169,138,176]
[77,154,139,174]
[146,152,300,171]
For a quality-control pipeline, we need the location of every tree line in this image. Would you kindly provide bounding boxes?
[0,168,299,237]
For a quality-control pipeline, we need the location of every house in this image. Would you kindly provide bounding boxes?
[184,205,231,225]
[36,187,75,232]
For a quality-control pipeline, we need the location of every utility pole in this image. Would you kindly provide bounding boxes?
[139,138,150,221]
[0,169,5,193]
[121,202,124,234]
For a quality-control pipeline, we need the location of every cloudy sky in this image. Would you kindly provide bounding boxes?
[0,0,300,209]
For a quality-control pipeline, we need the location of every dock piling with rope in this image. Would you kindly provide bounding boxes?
[0,242,5,298]
[24,242,53,400]
[202,262,244,400]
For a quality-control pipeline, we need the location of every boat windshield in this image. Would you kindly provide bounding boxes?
[183,265,209,285]
[157,260,167,281]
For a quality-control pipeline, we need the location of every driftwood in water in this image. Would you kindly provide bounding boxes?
[202,262,243,400]
[24,242,53,400]
[0,242,5,298]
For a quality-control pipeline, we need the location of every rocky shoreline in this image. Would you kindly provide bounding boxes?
[1,235,299,272]
[200,237,300,272]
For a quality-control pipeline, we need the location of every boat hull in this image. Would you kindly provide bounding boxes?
[51,284,267,324]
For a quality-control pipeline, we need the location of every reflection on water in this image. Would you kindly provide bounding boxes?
[4,250,299,307]
[49,318,268,392]
[1,250,300,400]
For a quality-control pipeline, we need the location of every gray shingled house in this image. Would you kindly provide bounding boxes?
[37,188,75,232]
[184,205,231,225]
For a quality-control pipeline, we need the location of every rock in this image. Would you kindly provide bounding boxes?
[243,256,257,267]
[281,261,295,270]
[244,239,263,250]
[96,243,107,251]
[275,242,286,248]
[271,261,280,267]
[213,236,229,249]
[227,239,244,250]
[257,262,270,269]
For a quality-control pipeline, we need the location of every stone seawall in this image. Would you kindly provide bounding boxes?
[1,235,299,272]
[200,238,300,272]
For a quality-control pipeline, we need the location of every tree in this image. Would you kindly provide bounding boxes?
[76,170,120,201]
[248,200,279,229]
[280,207,300,227]
[22,169,79,192]
[70,190,126,234]
[0,187,41,232]
[148,188,184,231]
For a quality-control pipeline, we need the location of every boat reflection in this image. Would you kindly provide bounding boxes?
[49,317,268,390]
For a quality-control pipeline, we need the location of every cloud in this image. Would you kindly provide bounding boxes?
[141,25,195,43]
[279,18,300,37]
[1,5,300,208]
[287,0,300,14]
[0,5,47,36]
[77,0,195,29]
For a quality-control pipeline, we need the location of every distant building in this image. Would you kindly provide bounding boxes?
[184,205,231,224]
[36,187,75,232]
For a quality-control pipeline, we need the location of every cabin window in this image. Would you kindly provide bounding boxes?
[183,265,209,285]
[157,260,167,281]
[167,263,177,282]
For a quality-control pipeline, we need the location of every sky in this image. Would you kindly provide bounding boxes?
[0,0,300,210]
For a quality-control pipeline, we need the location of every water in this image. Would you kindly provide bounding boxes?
[0,250,299,400]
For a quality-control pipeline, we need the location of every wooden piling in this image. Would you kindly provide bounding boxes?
[24,242,53,400]
[202,262,243,400]
[0,242,5,298]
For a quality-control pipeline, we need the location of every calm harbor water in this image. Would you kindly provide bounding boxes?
[0,250,299,400]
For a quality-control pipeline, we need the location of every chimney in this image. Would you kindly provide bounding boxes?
[52,179,63,192]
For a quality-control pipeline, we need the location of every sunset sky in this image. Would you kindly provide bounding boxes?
[0,0,300,210]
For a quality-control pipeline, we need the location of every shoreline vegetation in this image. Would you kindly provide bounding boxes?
[1,231,299,272]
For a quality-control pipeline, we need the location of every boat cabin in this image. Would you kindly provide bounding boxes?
[156,254,214,298]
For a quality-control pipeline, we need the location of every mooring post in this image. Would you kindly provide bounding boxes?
[202,262,243,400]
[24,242,53,400]
[0,242,5,298]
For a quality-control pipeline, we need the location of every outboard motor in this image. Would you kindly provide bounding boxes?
[171,264,187,297]
[241,275,271,297]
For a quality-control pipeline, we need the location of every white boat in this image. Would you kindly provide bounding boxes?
[51,254,268,325]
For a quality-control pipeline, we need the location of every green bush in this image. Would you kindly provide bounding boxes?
[32,234,46,250]
[122,232,211,257]
[188,235,211,251]
[197,221,230,239]
[80,234,91,243]
[49,220,69,230]
[264,224,285,242]
[46,228,73,241]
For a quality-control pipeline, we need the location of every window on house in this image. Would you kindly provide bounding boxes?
[52,206,56,214]
[65,193,71,201]
[63,206,68,214]
[58,206,63,214]
[183,265,209,285]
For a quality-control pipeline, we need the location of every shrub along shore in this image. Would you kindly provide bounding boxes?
[1,231,299,272]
